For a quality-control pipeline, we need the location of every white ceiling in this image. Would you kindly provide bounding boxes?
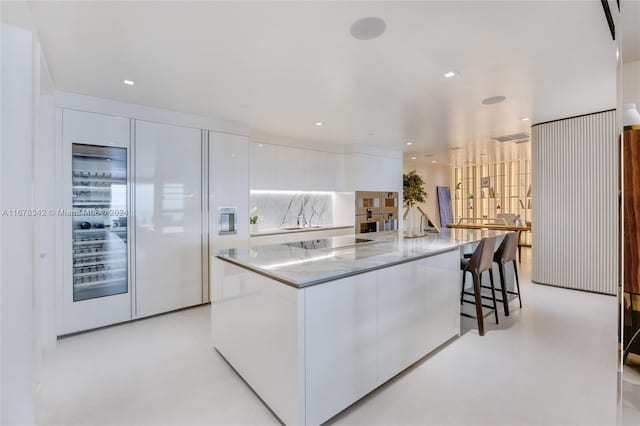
[28,1,617,164]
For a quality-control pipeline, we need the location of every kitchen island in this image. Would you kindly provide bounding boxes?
[211,230,505,425]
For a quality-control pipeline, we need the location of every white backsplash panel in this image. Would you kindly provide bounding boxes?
[250,192,334,230]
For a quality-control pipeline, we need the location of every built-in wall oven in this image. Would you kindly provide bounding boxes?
[355,191,398,233]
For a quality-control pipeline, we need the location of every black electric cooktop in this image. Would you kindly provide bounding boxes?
[284,237,373,251]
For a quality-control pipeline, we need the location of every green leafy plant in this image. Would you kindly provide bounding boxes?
[403,171,427,208]
[249,206,258,225]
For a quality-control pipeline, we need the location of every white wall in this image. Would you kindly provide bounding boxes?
[623,60,640,107]
[36,64,57,355]
[403,160,452,228]
[1,3,59,422]
[1,22,37,426]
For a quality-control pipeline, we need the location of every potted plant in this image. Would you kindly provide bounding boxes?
[249,207,259,234]
[403,171,427,236]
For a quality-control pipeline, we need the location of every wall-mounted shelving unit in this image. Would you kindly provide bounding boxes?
[452,159,532,245]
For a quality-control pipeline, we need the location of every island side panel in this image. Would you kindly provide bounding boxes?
[303,271,379,426]
[377,260,431,383]
[378,249,460,384]
[211,258,305,425]
[422,249,462,353]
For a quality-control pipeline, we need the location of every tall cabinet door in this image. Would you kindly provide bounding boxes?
[209,131,249,249]
[134,121,203,318]
[61,109,132,335]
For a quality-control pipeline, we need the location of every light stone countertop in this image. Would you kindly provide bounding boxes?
[216,229,507,288]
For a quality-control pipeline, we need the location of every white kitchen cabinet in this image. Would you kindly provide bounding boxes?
[327,152,345,191]
[304,272,378,426]
[303,149,328,191]
[423,250,461,353]
[377,251,460,383]
[377,261,429,383]
[249,142,346,191]
[134,120,203,318]
[212,247,461,426]
[249,142,278,190]
[277,146,306,190]
[209,131,249,251]
[348,152,402,192]
[211,258,304,426]
[63,109,130,148]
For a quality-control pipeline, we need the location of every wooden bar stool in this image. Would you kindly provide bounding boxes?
[460,235,498,336]
[490,231,522,316]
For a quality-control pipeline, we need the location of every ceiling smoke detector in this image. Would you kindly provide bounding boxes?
[350,17,387,40]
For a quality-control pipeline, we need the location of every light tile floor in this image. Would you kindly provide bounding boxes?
[38,249,619,426]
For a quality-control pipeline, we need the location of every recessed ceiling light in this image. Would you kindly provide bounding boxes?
[411,157,417,160]
[123,79,135,86]
[431,160,437,163]
[258,144,264,147]
[406,142,413,146]
[520,117,530,121]
[443,71,457,78]
[449,162,453,166]
[314,122,324,126]
[350,17,387,40]
[481,95,506,105]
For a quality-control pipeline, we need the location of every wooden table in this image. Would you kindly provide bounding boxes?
[446,223,531,232]
[446,223,531,262]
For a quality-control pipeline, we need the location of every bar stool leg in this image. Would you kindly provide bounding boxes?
[497,262,510,316]
[518,244,522,264]
[488,269,499,324]
[513,260,522,308]
[472,273,485,336]
[460,270,467,305]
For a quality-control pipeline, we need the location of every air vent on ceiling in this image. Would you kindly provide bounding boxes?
[493,132,530,143]
[513,139,530,144]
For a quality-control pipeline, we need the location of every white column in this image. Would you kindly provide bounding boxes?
[1,22,38,425]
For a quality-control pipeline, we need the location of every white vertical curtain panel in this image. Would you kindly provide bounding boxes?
[532,110,617,295]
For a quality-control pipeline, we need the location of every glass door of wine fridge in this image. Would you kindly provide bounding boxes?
[72,144,128,301]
